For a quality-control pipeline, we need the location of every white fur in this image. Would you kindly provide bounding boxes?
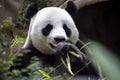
[24,7,79,54]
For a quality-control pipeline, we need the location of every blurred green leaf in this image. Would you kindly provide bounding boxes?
[85,41,120,80]
[10,35,25,49]
[1,17,13,29]
[38,70,51,79]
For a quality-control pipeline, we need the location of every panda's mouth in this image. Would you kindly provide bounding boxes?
[49,42,57,49]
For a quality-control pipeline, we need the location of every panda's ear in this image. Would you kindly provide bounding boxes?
[65,1,78,21]
[24,2,38,19]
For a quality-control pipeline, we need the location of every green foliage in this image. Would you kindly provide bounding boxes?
[0,17,13,30]
[0,56,10,79]
[0,48,17,80]
[38,70,51,79]
[10,35,25,49]
[0,0,52,79]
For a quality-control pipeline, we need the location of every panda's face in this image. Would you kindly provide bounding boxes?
[30,7,79,54]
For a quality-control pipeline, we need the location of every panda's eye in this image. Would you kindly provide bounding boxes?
[63,24,71,37]
[42,24,53,36]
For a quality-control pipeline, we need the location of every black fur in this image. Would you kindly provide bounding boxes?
[42,24,53,36]
[24,2,38,19]
[63,24,71,37]
[65,1,78,22]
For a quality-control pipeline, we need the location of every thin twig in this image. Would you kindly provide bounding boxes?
[80,42,91,50]
[69,61,91,80]
[60,57,67,68]
[68,51,81,58]
[66,53,74,75]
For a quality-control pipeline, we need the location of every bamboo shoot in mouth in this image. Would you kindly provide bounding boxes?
[53,41,84,75]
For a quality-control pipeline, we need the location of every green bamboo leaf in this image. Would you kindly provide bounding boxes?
[38,70,51,78]
[10,36,25,49]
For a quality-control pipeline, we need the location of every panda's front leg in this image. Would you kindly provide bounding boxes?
[55,41,100,77]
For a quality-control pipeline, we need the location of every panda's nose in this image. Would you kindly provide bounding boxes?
[54,37,66,43]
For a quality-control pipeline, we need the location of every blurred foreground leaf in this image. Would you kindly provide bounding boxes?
[86,41,120,80]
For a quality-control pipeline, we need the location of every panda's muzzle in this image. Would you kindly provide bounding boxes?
[49,37,66,49]
[49,42,57,49]
[49,36,66,49]
[54,37,66,43]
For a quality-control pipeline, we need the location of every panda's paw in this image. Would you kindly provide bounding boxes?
[55,41,84,60]
[55,41,71,54]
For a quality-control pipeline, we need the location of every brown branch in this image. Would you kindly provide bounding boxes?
[53,0,67,7]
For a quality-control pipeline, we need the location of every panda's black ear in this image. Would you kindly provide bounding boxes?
[24,2,38,19]
[65,1,78,21]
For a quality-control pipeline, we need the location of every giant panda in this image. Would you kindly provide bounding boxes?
[11,1,101,79]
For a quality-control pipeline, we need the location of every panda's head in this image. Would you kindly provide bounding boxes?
[24,1,79,54]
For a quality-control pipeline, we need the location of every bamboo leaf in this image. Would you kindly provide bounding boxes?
[38,70,51,78]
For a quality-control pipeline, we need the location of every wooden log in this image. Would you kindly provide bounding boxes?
[59,0,108,9]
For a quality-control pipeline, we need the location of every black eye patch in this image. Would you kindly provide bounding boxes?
[42,24,53,36]
[63,24,71,37]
